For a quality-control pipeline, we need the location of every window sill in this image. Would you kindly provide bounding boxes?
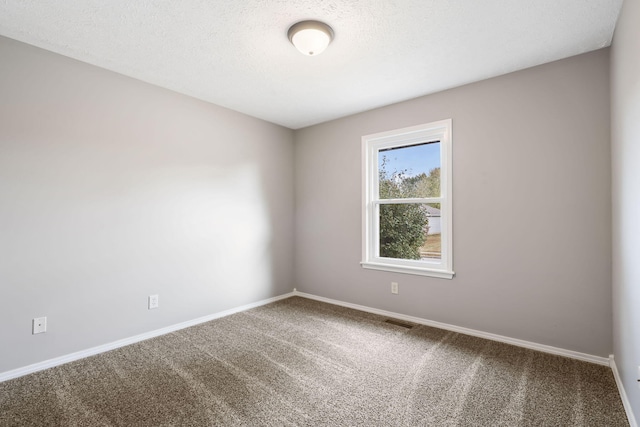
[361,261,454,279]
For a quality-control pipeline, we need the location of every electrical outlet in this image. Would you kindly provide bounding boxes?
[391,282,399,294]
[148,294,159,310]
[32,317,47,334]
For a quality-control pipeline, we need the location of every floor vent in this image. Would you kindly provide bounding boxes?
[384,319,414,329]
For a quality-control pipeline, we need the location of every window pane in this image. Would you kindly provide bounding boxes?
[378,142,440,199]
[379,203,441,261]
[420,203,442,260]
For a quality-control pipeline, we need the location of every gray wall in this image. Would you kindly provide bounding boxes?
[0,31,617,377]
[295,49,612,357]
[0,36,294,374]
[611,0,640,419]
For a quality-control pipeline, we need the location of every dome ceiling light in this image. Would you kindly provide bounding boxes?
[287,20,334,56]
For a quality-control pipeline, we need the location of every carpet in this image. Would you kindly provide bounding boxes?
[0,296,629,426]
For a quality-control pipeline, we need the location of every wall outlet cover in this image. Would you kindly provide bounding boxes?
[32,317,47,334]
[148,294,159,309]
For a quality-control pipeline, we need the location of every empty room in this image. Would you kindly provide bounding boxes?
[1,0,638,425]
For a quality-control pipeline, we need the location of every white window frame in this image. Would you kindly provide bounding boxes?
[361,119,454,279]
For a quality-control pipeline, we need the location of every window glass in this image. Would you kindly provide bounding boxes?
[362,119,453,279]
[378,142,441,199]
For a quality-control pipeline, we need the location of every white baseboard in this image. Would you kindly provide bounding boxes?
[293,291,610,366]
[0,292,294,383]
[0,290,614,385]
[610,355,639,427]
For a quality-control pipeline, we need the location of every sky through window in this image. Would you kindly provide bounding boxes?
[379,141,440,177]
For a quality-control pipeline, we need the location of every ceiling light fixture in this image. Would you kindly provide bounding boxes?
[287,20,334,56]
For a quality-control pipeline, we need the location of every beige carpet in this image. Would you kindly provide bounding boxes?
[0,296,629,426]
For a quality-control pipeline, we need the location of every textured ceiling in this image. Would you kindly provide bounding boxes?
[0,0,624,129]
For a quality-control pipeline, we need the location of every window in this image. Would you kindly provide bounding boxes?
[361,119,453,279]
